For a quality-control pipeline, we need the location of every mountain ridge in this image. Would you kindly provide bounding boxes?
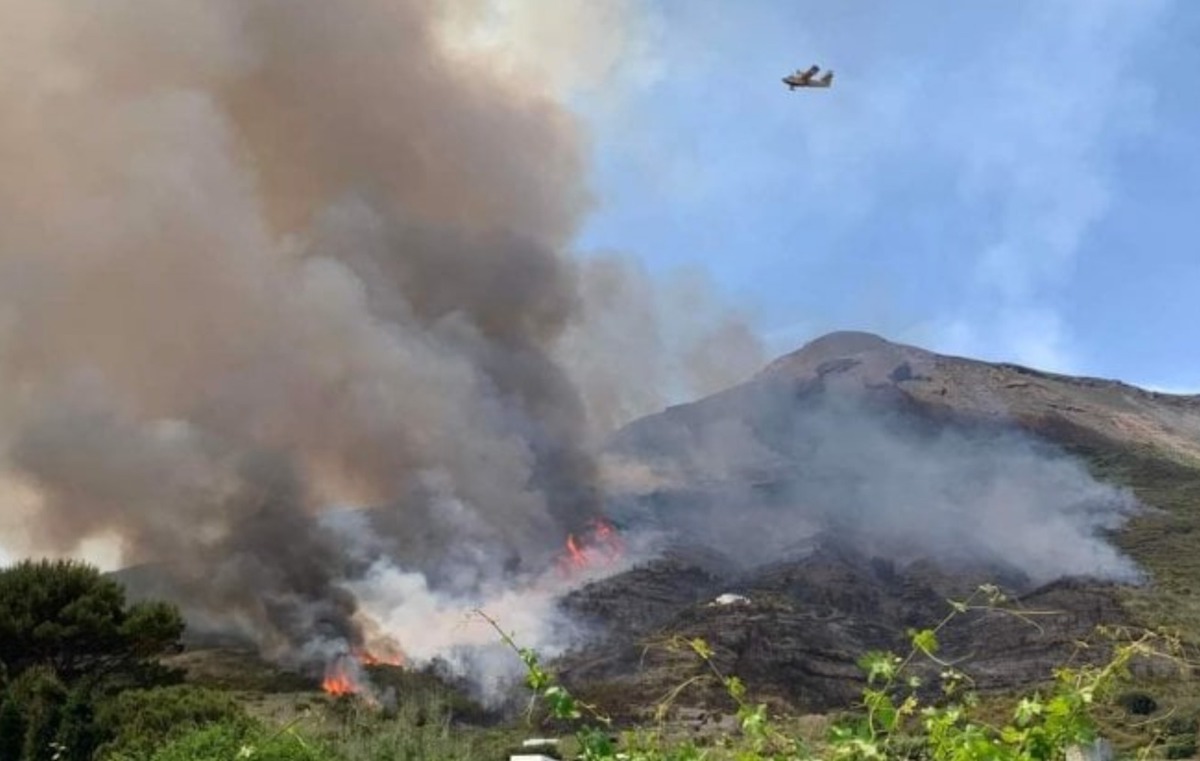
[610,330,1200,470]
[764,330,1199,401]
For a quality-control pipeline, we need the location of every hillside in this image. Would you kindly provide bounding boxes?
[109,331,1200,734]
[553,331,1200,722]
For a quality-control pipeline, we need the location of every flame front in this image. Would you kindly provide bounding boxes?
[558,518,624,574]
[320,647,404,698]
[321,654,361,696]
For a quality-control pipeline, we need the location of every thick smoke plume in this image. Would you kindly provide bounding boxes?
[0,0,760,666]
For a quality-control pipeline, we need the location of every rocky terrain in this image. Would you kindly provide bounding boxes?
[555,541,1128,720]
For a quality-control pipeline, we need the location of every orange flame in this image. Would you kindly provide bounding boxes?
[320,646,406,698]
[558,518,624,575]
[563,533,586,567]
[321,654,362,696]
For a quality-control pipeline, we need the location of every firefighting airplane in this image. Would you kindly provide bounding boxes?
[783,64,833,90]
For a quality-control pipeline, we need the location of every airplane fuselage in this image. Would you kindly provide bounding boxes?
[782,68,833,90]
[783,79,830,89]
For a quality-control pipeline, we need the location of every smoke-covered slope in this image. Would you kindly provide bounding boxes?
[552,331,1200,718]
[599,330,1189,583]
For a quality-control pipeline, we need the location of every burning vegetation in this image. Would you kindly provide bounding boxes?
[321,654,363,698]
[318,517,625,700]
[320,648,404,700]
[558,519,625,575]
[309,516,628,700]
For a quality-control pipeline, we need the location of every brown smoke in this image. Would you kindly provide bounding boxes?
[0,0,761,658]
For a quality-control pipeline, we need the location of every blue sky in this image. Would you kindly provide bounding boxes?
[571,0,1200,391]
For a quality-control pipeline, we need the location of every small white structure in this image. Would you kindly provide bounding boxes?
[709,593,750,607]
[510,738,561,761]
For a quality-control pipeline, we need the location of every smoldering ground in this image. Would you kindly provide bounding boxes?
[0,0,760,669]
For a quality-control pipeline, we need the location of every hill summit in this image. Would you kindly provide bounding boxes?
[760,330,1200,463]
[608,329,1200,470]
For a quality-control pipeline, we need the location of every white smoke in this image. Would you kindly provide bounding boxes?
[606,385,1144,585]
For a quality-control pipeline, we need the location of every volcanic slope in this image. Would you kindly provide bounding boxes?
[610,330,1200,468]
[558,331,1200,719]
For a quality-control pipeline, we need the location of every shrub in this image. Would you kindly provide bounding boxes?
[94,684,250,761]
[132,720,337,761]
[1165,738,1197,760]
[0,692,27,761]
[1163,713,1198,737]
[327,692,478,761]
[54,685,100,761]
[3,666,67,761]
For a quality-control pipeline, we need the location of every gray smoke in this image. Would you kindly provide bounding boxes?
[0,0,761,663]
[604,384,1144,585]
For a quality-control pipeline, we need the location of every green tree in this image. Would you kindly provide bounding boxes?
[0,559,184,686]
[0,559,187,761]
